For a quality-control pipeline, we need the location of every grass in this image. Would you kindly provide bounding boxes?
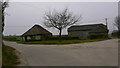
[3,36,21,39]
[2,44,20,66]
[3,36,22,42]
[117,36,120,38]
[18,38,110,45]
[111,35,120,39]
[4,36,111,45]
[3,36,42,42]
[0,45,2,57]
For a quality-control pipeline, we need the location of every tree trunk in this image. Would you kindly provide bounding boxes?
[59,29,62,37]
[59,29,62,41]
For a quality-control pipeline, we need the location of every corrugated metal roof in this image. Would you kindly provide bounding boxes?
[21,25,52,36]
[68,24,107,32]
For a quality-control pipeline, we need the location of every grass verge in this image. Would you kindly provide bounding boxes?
[3,36,22,42]
[111,36,120,39]
[18,38,110,45]
[2,44,20,66]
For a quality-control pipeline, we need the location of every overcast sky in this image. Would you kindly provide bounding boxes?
[3,2,118,36]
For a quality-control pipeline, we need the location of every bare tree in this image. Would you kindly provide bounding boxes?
[114,16,120,35]
[0,0,9,32]
[0,1,8,47]
[44,8,82,38]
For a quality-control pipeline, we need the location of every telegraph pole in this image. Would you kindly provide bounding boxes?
[105,18,108,29]
[105,18,109,37]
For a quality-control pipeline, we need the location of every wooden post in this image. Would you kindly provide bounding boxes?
[105,18,108,29]
[39,35,41,40]
[24,36,27,42]
[21,36,24,41]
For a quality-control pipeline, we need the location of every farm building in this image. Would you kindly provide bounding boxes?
[68,24,109,39]
[21,24,52,41]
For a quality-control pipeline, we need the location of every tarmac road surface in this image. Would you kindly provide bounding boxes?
[4,39,118,66]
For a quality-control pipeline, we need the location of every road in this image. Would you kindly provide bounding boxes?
[4,39,118,66]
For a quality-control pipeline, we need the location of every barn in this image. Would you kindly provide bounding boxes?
[21,24,52,41]
[68,24,109,39]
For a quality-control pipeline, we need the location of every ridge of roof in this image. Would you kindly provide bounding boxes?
[21,24,52,36]
[71,23,105,27]
[68,23,107,32]
[34,25,51,33]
